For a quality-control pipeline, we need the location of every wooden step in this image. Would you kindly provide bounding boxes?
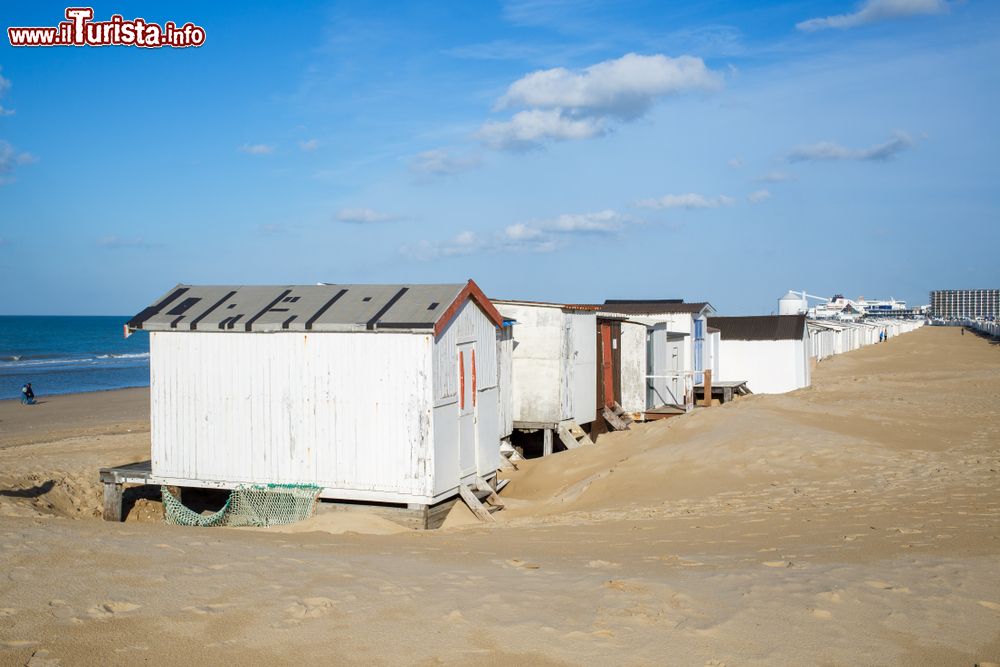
[612,402,635,425]
[602,406,630,431]
[556,423,582,450]
[459,483,495,523]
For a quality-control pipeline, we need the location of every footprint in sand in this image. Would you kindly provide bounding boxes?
[505,559,540,570]
[978,600,1000,611]
[587,560,621,569]
[26,649,60,667]
[762,561,792,568]
[0,607,16,616]
[47,600,74,620]
[86,601,141,619]
[865,580,910,593]
[603,579,646,593]
[812,609,833,619]
[284,597,337,620]
[183,603,235,615]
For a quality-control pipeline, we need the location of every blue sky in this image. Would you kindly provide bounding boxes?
[0,0,997,315]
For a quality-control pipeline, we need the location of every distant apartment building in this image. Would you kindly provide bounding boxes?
[930,289,1000,319]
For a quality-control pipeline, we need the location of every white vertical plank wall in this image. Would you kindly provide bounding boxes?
[150,330,437,504]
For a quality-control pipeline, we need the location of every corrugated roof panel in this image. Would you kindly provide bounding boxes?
[711,315,807,341]
[601,300,714,315]
[129,283,467,333]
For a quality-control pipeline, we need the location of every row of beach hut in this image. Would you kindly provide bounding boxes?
[101,280,923,527]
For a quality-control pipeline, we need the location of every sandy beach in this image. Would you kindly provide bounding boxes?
[0,326,998,665]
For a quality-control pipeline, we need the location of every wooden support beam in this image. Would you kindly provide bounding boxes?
[102,482,123,522]
[542,428,554,456]
[701,370,713,407]
[458,483,495,523]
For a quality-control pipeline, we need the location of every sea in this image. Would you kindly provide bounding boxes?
[0,316,150,398]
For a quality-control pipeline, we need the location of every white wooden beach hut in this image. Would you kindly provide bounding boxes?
[108,280,507,528]
[491,300,597,454]
[713,315,811,394]
[598,300,716,415]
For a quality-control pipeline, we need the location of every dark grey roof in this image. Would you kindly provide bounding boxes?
[602,299,715,315]
[128,283,468,333]
[711,315,807,341]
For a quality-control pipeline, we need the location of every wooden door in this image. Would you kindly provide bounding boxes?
[457,342,477,477]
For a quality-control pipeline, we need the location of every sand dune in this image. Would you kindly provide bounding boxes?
[0,327,998,665]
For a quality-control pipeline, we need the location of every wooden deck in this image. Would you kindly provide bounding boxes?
[694,380,751,404]
[631,405,688,421]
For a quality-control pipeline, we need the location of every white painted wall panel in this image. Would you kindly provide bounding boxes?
[716,337,810,394]
[496,326,514,437]
[619,321,647,413]
[570,311,597,425]
[431,299,503,496]
[150,330,435,503]
[496,304,565,423]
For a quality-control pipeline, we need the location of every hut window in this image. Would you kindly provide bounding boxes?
[362,296,372,302]
[427,302,439,310]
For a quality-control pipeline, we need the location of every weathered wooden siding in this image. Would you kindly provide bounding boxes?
[496,304,564,424]
[150,330,435,503]
[619,321,647,413]
[496,325,514,438]
[569,310,597,424]
[716,337,810,394]
[431,299,502,496]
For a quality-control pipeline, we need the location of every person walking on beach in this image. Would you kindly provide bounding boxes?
[20,382,35,405]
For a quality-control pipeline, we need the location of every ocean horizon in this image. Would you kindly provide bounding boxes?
[0,316,150,398]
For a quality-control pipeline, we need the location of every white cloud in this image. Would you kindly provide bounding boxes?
[0,141,36,184]
[635,193,735,210]
[401,231,485,261]
[409,149,481,179]
[788,132,914,162]
[481,53,722,150]
[748,189,772,203]
[478,109,605,150]
[403,208,629,262]
[503,222,544,241]
[757,170,794,183]
[797,0,949,32]
[239,143,275,155]
[258,224,290,236]
[0,67,13,116]
[98,235,159,249]
[497,53,721,118]
[545,209,627,233]
[298,139,319,152]
[336,207,400,224]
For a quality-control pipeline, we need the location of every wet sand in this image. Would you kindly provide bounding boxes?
[0,327,998,666]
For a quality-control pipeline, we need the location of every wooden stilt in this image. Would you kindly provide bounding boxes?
[102,482,123,522]
[542,428,553,456]
[701,369,713,407]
